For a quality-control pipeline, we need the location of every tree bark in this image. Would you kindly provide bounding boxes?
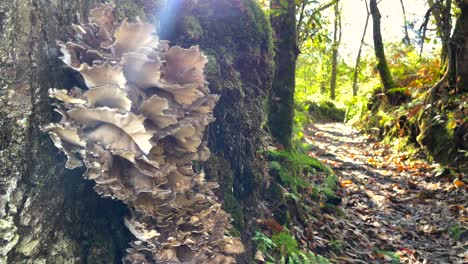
[330,0,341,100]
[352,0,370,97]
[447,1,467,89]
[268,0,298,149]
[427,0,452,65]
[0,1,143,263]
[369,0,397,95]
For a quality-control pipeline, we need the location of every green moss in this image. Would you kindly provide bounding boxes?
[448,224,468,241]
[327,239,344,254]
[204,156,244,230]
[181,16,203,40]
[115,0,147,21]
[204,50,221,78]
[267,183,291,225]
[324,174,339,191]
[310,185,320,200]
[306,100,346,122]
[271,231,299,255]
[417,121,455,165]
[321,187,337,200]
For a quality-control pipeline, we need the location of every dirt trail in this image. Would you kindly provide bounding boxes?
[305,123,467,264]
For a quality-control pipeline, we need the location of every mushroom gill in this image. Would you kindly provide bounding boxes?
[44,3,243,263]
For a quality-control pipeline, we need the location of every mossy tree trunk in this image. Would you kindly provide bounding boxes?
[268,0,298,149]
[159,0,275,262]
[369,0,397,99]
[419,0,468,169]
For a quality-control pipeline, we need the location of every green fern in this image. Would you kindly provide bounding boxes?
[272,231,300,255]
[268,149,334,195]
[289,252,332,264]
[269,149,333,175]
[270,160,309,194]
[253,230,332,264]
[253,231,277,252]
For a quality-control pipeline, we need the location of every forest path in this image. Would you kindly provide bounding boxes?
[304,123,467,264]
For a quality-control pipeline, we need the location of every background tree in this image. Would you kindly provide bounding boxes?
[424,0,453,65]
[352,0,370,96]
[329,0,341,100]
[369,0,398,102]
[400,0,411,45]
[268,0,299,149]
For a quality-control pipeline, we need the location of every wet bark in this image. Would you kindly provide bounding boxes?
[268,0,298,149]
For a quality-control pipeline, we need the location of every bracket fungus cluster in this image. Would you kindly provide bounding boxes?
[43,4,243,263]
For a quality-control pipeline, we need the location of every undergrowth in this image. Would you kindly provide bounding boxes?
[253,230,331,264]
[260,143,341,262]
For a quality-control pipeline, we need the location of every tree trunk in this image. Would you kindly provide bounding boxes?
[352,0,370,97]
[0,1,146,263]
[369,0,397,100]
[427,0,452,65]
[0,0,273,263]
[159,0,275,262]
[400,0,410,45]
[418,1,468,170]
[268,0,298,149]
[330,0,341,100]
[448,1,468,89]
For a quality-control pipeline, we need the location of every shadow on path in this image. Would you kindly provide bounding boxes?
[304,122,467,264]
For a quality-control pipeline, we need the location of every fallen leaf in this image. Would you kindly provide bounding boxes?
[453,179,466,188]
[340,179,353,187]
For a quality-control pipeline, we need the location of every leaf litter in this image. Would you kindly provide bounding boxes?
[302,122,467,263]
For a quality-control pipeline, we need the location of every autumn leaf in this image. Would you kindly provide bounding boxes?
[453,179,466,188]
[340,179,353,187]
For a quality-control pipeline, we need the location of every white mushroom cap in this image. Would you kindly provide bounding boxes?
[78,63,126,88]
[107,18,157,55]
[85,84,132,111]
